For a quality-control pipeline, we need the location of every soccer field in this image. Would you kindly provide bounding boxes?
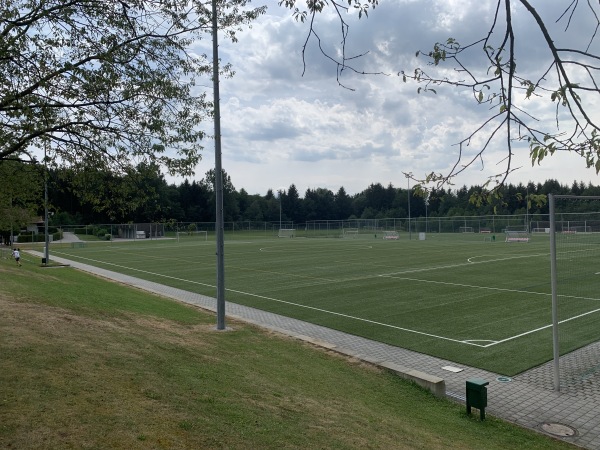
[50,232,600,376]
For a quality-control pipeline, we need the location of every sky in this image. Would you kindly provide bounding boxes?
[180,0,600,196]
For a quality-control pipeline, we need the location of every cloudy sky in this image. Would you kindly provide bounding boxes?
[182,0,600,196]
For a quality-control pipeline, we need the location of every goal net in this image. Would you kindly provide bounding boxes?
[549,195,600,392]
[562,225,592,233]
[278,228,295,238]
[504,231,529,242]
[382,231,399,240]
[342,228,359,238]
[459,226,474,233]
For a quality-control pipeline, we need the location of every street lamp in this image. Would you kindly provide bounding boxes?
[43,138,50,265]
[278,190,282,230]
[212,0,225,330]
[425,193,428,234]
[406,175,411,240]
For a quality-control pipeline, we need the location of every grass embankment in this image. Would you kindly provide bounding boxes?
[0,256,574,449]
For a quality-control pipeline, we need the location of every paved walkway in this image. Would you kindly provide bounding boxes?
[36,250,600,449]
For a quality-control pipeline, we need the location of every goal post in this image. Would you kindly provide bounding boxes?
[504,231,530,243]
[278,228,295,238]
[342,228,359,238]
[459,226,474,233]
[382,230,399,240]
[549,194,600,392]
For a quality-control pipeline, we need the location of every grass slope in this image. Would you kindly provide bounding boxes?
[0,257,575,449]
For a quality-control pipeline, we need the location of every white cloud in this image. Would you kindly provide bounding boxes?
[177,0,600,196]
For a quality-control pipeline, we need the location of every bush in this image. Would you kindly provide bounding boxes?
[187,223,197,234]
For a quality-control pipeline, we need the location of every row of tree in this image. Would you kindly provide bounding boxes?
[2,160,597,231]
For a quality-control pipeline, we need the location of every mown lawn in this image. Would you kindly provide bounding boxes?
[0,258,575,449]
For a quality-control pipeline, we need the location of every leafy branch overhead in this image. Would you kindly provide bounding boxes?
[403,1,600,192]
[281,0,600,200]
[279,1,384,90]
[0,0,265,175]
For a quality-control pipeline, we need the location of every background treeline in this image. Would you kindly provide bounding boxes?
[41,165,600,226]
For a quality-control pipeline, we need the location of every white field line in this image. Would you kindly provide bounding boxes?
[380,252,549,278]
[222,287,487,347]
[52,251,487,347]
[484,307,600,347]
[55,249,600,348]
[380,275,600,347]
[379,274,550,298]
[53,251,217,289]
[385,276,600,303]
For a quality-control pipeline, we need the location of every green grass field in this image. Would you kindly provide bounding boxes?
[40,231,600,376]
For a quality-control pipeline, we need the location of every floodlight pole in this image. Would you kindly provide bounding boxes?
[406,176,411,240]
[526,185,529,232]
[212,0,225,330]
[279,190,282,230]
[425,193,428,234]
[44,139,50,264]
[549,194,560,390]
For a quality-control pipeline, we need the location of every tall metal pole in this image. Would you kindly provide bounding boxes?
[407,177,411,240]
[279,190,282,230]
[425,194,428,234]
[212,0,225,330]
[526,185,529,232]
[44,141,49,264]
[549,194,560,390]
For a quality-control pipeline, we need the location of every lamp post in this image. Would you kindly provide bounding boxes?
[44,139,49,265]
[278,190,282,230]
[406,176,411,240]
[526,185,529,232]
[212,0,225,330]
[425,193,428,234]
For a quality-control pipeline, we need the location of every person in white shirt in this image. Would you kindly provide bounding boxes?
[12,248,21,266]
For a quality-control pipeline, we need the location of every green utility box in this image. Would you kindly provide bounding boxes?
[466,378,489,420]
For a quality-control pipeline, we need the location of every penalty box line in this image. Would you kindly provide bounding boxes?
[53,250,486,348]
[380,274,600,347]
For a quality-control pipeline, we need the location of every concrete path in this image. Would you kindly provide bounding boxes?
[53,231,82,243]
[34,252,600,449]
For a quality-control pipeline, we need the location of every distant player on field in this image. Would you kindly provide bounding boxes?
[12,248,21,266]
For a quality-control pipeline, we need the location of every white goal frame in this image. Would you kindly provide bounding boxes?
[504,230,530,243]
[278,228,295,238]
[382,230,399,240]
[459,226,475,233]
[342,228,359,238]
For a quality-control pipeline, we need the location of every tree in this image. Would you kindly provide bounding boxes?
[203,168,240,221]
[303,187,335,220]
[1,1,265,175]
[280,1,600,202]
[334,186,352,220]
[65,162,169,223]
[283,184,302,223]
[0,161,42,242]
